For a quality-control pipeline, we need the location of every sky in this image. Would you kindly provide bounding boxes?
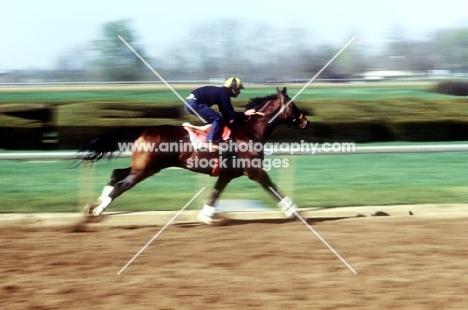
[1,0,467,70]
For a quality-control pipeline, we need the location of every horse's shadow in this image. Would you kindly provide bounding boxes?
[176,215,361,227]
[88,211,360,228]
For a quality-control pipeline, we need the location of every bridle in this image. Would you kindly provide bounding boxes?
[246,96,306,129]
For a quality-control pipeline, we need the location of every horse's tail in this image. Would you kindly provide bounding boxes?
[76,127,146,163]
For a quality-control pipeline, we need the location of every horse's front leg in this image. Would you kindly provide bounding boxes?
[244,168,299,219]
[197,174,232,225]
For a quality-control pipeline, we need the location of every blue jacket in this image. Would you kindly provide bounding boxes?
[191,86,246,123]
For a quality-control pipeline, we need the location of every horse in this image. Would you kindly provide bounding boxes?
[79,87,308,224]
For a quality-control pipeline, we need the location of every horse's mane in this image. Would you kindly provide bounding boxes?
[245,94,278,110]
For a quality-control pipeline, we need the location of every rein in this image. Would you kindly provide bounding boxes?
[245,99,271,122]
[245,96,284,120]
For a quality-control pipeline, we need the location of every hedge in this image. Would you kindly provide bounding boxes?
[431,81,468,97]
[1,97,468,149]
[0,104,56,149]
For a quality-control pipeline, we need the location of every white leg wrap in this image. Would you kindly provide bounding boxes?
[99,185,114,202]
[197,204,217,225]
[93,196,112,216]
[278,197,298,218]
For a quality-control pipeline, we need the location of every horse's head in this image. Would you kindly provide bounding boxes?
[246,87,308,130]
[273,87,308,130]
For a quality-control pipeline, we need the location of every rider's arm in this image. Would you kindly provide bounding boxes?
[218,95,247,124]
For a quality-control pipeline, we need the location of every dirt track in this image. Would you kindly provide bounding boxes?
[2,215,468,309]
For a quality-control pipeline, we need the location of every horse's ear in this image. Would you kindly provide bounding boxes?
[276,87,282,96]
[282,87,287,96]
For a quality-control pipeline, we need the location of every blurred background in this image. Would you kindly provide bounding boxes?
[0,0,467,84]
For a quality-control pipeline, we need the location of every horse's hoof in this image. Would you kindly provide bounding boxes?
[197,212,228,226]
[211,216,229,226]
[83,202,103,223]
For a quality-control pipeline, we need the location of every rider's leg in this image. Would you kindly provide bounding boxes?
[205,116,223,144]
[195,105,223,152]
[185,100,223,143]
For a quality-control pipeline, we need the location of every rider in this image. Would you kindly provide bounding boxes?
[184,77,256,148]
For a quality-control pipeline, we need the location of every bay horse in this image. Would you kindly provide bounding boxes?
[79,87,308,224]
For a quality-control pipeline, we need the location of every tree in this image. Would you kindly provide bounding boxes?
[433,28,468,71]
[92,20,146,81]
[185,19,249,79]
[55,45,89,81]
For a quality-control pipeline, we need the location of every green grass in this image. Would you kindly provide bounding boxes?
[0,89,165,103]
[0,84,457,104]
[1,147,468,213]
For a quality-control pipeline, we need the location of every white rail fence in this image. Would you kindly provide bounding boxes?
[1,144,468,160]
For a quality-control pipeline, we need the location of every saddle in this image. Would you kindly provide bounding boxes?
[182,122,231,145]
[182,123,231,177]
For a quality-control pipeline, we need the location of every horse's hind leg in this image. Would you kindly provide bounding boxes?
[92,168,152,216]
[85,167,131,218]
[97,167,131,202]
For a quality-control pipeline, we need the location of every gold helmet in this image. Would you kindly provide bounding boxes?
[224,77,244,89]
